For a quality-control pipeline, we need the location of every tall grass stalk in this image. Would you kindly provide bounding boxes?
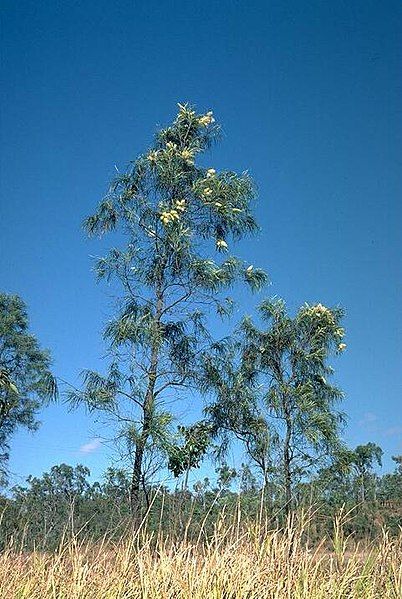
[0,511,401,598]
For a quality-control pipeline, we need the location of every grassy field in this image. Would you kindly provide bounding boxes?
[1,513,401,598]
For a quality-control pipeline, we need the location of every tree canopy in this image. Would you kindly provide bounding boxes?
[71,104,267,516]
[203,298,347,514]
[0,293,57,484]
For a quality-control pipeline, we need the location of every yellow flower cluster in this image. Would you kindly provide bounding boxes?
[159,200,186,226]
[338,343,347,352]
[181,148,195,164]
[303,303,335,323]
[177,103,196,120]
[301,303,335,325]
[160,210,179,226]
[198,111,215,127]
[206,168,216,178]
[202,187,213,197]
[175,199,186,212]
[147,151,159,163]
[312,303,331,315]
[216,239,228,251]
[148,142,195,166]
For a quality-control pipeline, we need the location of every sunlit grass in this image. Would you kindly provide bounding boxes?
[1,511,401,598]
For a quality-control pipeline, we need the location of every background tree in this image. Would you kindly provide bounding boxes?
[379,455,402,504]
[312,447,358,508]
[3,447,401,552]
[204,298,346,515]
[352,442,383,503]
[71,104,266,518]
[0,293,57,485]
[10,464,96,548]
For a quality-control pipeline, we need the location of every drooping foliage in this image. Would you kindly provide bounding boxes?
[203,298,347,513]
[0,293,57,485]
[71,104,267,515]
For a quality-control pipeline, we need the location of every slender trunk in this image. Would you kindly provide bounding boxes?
[130,270,165,520]
[263,469,270,498]
[183,461,190,492]
[175,460,191,534]
[283,404,292,518]
[360,475,365,504]
[130,436,146,517]
[130,347,159,519]
[262,456,273,513]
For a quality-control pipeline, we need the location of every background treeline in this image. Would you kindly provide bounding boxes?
[1,450,401,551]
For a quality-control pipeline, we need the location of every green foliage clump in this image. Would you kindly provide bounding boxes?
[202,298,346,513]
[0,293,57,485]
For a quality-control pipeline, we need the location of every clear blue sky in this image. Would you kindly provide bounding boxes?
[1,0,401,485]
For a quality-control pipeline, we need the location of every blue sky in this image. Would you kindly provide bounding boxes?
[1,0,401,486]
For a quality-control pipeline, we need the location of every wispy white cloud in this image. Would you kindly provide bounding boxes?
[383,426,402,438]
[358,412,378,428]
[79,438,102,454]
[356,413,402,440]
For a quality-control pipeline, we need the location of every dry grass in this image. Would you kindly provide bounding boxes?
[1,512,401,598]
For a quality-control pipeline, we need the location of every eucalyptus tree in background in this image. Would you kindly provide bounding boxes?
[0,293,57,485]
[73,104,266,517]
[315,442,383,506]
[379,455,402,504]
[204,298,347,515]
[352,442,383,503]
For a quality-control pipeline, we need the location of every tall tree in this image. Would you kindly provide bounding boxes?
[352,442,383,503]
[0,293,57,485]
[72,104,266,517]
[379,455,402,504]
[315,443,383,506]
[204,298,346,515]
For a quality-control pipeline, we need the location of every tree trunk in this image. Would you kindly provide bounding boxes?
[130,435,146,518]
[360,475,365,504]
[129,356,159,520]
[129,272,165,522]
[283,407,292,518]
